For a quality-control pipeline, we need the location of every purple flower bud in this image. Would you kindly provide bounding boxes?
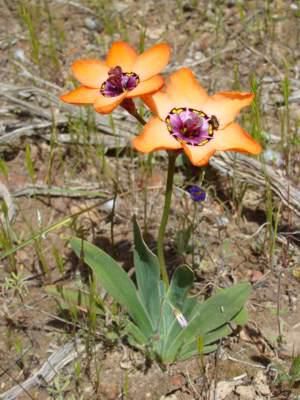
[186,185,206,202]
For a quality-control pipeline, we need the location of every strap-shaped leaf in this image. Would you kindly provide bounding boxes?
[164,282,251,362]
[177,324,231,360]
[46,285,104,315]
[157,265,194,358]
[177,343,218,361]
[70,238,153,336]
[133,217,161,328]
[125,321,148,346]
[168,265,194,310]
[203,324,232,345]
[160,297,197,360]
[169,302,249,362]
[233,307,248,325]
[159,266,194,355]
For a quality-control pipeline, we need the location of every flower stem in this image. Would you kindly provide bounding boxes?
[157,151,178,287]
[131,110,147,126]
[122,99,176,286]
[121,98,147,125]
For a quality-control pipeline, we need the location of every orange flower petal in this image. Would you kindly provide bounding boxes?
[142,91,173,119]
[142,69,208,120]
[133,43,171,81]
[214,122,262,154]
[106,41,138,71]
[202,92,254,128]
[182,142,217,167]
[133,117,181,153]
[166,68,209,109]
[60,86,99,104]
[127,75,164,98]
[94,93,126,114]
[71,60,109,88]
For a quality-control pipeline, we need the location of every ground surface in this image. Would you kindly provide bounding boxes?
[0,0,300,399]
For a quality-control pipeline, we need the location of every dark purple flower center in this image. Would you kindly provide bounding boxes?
[100,66,139,97]
[165,108,219,146]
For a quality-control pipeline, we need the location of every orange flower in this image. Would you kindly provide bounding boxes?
[133,68,262,166]
[60,42,171,114]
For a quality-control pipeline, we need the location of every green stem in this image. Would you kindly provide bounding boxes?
[157,151,178,287]
[126,105,177,286]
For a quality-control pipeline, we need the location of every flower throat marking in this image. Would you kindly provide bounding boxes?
[165,107,219,146]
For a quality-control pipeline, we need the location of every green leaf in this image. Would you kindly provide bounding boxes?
[233,307,248,326]
[178,343,218,361]
[165,283,251,362]
[159,266,194,357]
[125,321,148,347]
[162,265,194,342]
[168,265,194,310]
[290,356,300,383]
[159,296,198,357]
[46,285,104,315]
[181,306,247,356]
[178,324,232,360]
[133,216,161,328]
[203,324,232,345]
[70,238,153,337]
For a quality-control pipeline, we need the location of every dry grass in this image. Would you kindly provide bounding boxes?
[0,0,300,399]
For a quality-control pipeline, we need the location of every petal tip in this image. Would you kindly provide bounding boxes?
[182,142,216,167]
[59,91,77,104]
[59,93,69,103]
[132,136,148,153]
[251,141,263,155]
[70,59,108,88]
[171,67,195,79]
[71,59,93,75]
[133,43,171,80]
[94,104,117,114]
[157,42,171,56]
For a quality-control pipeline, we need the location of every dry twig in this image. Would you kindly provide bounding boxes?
[209,152,300,217]
[0,339,88,400]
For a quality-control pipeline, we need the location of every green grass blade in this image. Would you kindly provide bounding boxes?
[0,200,106,260]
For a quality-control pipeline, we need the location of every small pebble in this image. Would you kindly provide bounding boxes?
[262,149,284,167]
[14,48,26,62]
[101,199,115,213]
[84,17,102,31]
[216,216,229,227]
[194,51,205,61]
